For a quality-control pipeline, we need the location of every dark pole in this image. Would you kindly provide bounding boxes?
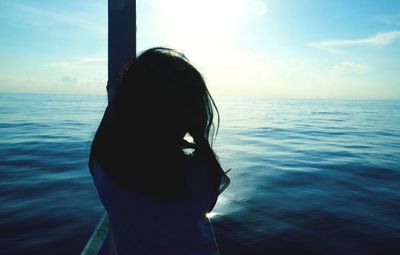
[107,0,136,103]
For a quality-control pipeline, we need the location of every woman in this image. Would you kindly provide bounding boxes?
[89,47,230,255]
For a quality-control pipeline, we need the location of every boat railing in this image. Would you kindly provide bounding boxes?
[80,214,109,255]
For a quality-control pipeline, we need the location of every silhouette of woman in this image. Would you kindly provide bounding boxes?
[89,47,230,255]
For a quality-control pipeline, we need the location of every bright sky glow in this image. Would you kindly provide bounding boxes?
[157,0,244,46]
[0,0,399,99]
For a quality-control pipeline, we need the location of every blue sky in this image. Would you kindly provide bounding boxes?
[0,0,399,99]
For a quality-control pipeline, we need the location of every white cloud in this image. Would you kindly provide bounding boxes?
[61,75,77,84]
[7,3,105,33]
[47,58,107,90]
[328,60,369,78]
[48,58,106,70]
[308,31,400,54]
[374,15,400,26]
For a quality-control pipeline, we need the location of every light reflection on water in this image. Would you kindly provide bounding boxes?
[211,97,400,254]
[0,94,399,254]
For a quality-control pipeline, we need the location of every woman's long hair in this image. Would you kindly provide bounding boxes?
[89,47,226,200]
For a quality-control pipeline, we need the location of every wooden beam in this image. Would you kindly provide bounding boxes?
[107,0,136,102]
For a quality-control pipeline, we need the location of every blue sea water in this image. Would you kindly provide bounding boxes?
[1,93,400,255]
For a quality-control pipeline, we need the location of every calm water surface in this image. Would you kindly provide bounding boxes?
[1,93,399,254]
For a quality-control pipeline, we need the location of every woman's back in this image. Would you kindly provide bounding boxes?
[93,152,224,255]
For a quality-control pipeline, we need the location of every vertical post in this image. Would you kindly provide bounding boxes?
[107,0,136,103]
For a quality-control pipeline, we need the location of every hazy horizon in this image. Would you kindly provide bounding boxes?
[0,0,399,100]
[2,91,400,102]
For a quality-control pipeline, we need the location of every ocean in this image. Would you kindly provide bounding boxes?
[1,93,399,255]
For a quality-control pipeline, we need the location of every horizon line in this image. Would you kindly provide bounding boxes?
[0,91,399,101]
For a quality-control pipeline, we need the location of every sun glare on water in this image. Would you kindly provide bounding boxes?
[206,212,218,218]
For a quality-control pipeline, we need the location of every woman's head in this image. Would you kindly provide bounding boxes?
[90,47,224,199]
[112,47,219,145]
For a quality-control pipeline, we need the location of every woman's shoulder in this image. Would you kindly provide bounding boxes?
[183,151,230,193]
